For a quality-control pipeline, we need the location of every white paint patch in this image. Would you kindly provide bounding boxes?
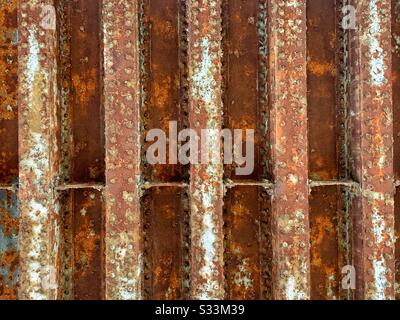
[199,211,218,300]
[372,259,389,300]
[27,28,40,85]
[368,0,386,86]
[192,37,217,110]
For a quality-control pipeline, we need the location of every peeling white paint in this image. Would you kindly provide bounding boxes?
[27,28,39,85]
[284,277,307,300]
[367,0,386,86]
[192,37,218,111]
[372,259,389,300]
[371,209,385,244]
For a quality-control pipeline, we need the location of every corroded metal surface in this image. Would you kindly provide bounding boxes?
[310,186,347,300]
[222,0,268,181]
[0,190,19,299]
[0,0,18,185]
[18,0,61,300]
[102,0,142,300]
[307,0,339,181]
[349,0,395,300]
[393,0,400,300]
[187,0,225,300]
[142,187,187,299]
[2,0,400,301]
[268,0,310,300]
[224,186,271,300]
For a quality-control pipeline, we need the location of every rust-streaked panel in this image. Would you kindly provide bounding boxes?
[142,187,187,300]
[140,0,187,182]
[268,0,310,300]
[69,0,104,183]
[222,0,268,181]
[224,186,271,300]
[0,190,19,299]
[72,189,104,300]
[0,0,18,184]
[349,0,395,300]
[310,186,350,300]
[307,0,339,181]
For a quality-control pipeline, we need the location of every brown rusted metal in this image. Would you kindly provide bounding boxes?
[103,0,142,300]
[0,190,19,299]
[142,187,187,299]
[0,0,18,185]
[187,0,225,300]
[392,0,400,300]
[349,0,395,300]
[18,0,61,300]
[224,186,271,299]
[2,0,400,301]
[310,186,346,300]
[268,0,310,300]
[55,0,105,300]
[0,0,18,300]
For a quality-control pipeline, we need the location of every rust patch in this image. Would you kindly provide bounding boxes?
[140,0,187,182]
[0,190,19,299]
[307,0,339,181]
[224,186,271,300]
[142,187,187,300]
[0,0,18,184]
[72,189,104,300]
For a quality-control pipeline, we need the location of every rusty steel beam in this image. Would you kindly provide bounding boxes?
[268,0,310,300]
[187,0,225,299]
[139,0,189,300]
[349,0,395,300]
[18,0,61,300]
[103,0,142,300]
[393,0,400,300]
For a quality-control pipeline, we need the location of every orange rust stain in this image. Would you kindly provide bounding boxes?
[71,69,98,106]
[0,0,17,122]
[0,208,18,237]
[153,19,174,38]
[308,61,335,77]
[1,250,18,267]
[151,76,173,109]
[74,228,100,276]
[311,215,336,268]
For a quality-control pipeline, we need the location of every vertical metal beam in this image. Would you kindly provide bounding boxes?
[103,0,142,300]
[268,0,310,300]
[349,0,395,300]
[187,0,225,299]
[18,0,61,300]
